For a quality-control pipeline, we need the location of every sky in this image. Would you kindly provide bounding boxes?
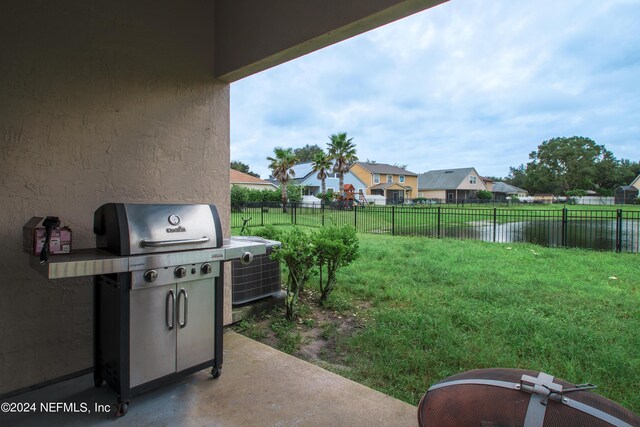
[230,0,640,180]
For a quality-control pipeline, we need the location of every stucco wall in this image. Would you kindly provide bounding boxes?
[0,0,229,395]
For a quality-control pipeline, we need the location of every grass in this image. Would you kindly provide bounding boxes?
[235,230,640,413]
[326,234,640,412]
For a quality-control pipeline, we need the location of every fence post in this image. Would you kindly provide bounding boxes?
[261,201,264,226]
[321,201,325,227]
[354,203,357,228]
[616,209,623,253]
[561,207,568,247]
[493,207,497,242]
[392,205,395,236]
[437,206,441,238]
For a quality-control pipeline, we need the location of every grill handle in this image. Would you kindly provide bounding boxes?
[166,290,175,330]
[177,288,188,329]
[140,236,210,248]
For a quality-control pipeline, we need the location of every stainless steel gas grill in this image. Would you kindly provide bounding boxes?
[90,203,267,416]
[30,203,267,416]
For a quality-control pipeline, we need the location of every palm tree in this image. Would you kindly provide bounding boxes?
[327,132,358,197]
[311,152,333,201]
[267,147,298,212]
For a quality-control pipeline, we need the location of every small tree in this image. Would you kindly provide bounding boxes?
[269,227,316,320]
[313,225,359,302]
[476,190,493,200]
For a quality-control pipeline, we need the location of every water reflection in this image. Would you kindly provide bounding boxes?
[421,219,639,253]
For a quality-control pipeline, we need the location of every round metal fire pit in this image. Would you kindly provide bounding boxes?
[418,368,639,427]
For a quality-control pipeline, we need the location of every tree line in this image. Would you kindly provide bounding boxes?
[505,136,639,196]
[233,134,639,200]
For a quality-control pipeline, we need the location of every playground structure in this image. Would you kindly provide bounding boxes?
[335,184,367,209]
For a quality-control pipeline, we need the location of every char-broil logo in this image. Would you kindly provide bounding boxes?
[168,214,181,226]
[166,226,186,233]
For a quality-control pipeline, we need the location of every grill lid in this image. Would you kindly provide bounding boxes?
[94,203,223,256]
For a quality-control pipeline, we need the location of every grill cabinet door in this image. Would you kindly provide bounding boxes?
[176,278,215,372]
[130,284,177,387]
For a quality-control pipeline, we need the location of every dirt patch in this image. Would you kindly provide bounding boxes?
[234,292,371,370]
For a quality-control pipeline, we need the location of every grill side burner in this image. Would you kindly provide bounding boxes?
[91,203,265,416]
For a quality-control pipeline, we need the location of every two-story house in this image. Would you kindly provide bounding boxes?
[417,167,488,202]
[350,162,418,204]
[290,162,367,196]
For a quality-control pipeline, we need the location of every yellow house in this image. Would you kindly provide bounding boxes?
[350,162,418,203]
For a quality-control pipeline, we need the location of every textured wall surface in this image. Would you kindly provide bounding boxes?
[0,0,230,394]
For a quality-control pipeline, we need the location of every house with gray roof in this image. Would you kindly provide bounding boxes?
[417,167,488,203]
[490,181,528,202]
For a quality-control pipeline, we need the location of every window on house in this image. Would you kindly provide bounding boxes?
[373,174,380,184]
[470,176,477,184]
[399,175,405,183]
[387,175,393,183]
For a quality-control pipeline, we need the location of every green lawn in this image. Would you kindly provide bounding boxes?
[331,234,640,412]
[237,231,640,413]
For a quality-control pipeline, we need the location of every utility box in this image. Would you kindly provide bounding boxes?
[232,237,281,305]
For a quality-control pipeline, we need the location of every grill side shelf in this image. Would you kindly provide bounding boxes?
[29,249,129,279]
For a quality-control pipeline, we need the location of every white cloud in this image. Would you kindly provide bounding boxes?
[231,0,640,180]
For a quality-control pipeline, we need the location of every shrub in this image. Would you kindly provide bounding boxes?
[252,225,281,241]
[477,190,493,200]
[287,183,303,204]
[313,225,359,302]
[231,185,249,211]
[317,189,335,204]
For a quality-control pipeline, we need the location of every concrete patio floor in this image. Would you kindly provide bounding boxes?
[1,332,417,426]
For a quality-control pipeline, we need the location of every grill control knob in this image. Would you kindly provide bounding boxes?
[144,269,158,283]
[174,266,187,278]
[201,263,212,275]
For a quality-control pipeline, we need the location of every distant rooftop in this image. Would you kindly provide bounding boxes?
[230,169,273,184]
[418,167,476,190]
[354,162,418,176]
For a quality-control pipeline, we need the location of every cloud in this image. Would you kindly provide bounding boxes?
[231,0,640,180]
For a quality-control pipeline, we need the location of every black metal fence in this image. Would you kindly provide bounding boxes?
[231,202,640,253]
